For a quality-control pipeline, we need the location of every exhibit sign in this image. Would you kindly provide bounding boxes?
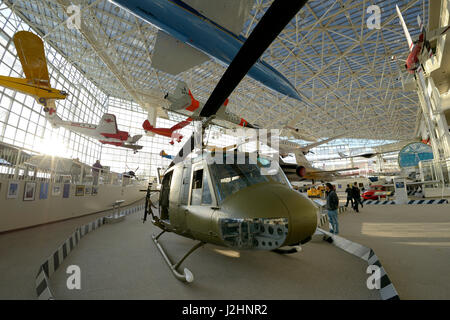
[398,142,433,168]
[394,178,408,204]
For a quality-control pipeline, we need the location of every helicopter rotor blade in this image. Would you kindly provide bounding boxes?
[171,0,309,166]
[199,0,308,118]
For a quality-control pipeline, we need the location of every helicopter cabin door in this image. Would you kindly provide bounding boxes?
[159,166,185,223]
[159,169,173,221]
[184,162,216,241]
[170,164,192,230]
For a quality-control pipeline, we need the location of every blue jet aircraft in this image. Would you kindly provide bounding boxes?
[110,0,301,101]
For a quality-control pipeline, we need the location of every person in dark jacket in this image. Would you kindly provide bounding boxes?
[352,182,363,212]
[344,184,353,208]
[325,183,339,234]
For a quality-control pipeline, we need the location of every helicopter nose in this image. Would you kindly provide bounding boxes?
[270,185,319,246]
[218,183,319,249]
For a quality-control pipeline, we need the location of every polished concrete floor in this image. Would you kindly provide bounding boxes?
[47,211,378,300]
[336,203,450,300]
[0,202,143,300]
[2,200,449,300]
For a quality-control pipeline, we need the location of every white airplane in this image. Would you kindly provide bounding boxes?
[236,132,358,182]
[273,135,359,182]
[163,81,257,128]
[48,113,143,153]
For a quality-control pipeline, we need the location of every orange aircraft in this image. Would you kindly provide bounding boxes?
[142,117,192,145]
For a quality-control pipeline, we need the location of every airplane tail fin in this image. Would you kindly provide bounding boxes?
[165,81,197,111]
[46,112,63,128]
[130,134,143,144]
[142,119,154,132]
[97,114,118,135]
[293,150,309,166]
[396,5,414,52]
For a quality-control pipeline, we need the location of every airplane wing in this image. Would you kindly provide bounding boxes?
[151,0,253,75]
[97,114,118,135]
[306,167,359,174]
[316,152,379,161]
[122,144,143,151]
[170,117,193,131]
[183,0,253,36]
[152,31,209,75]
[13,31,50,87]
[427,25,450,42]
[396,5,414,52]
[283,126,318,142]
[299,133,345,154]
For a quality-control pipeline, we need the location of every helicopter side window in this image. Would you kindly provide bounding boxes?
[180,166,191,205]
[202,173,212,205]
[191,169,203,206]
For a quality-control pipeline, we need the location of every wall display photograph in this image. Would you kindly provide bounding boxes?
[52,184,61,197]
[23,182,36,201]
[75,185,85,196]
[63,183,70,198]
[7,181,19,199]
[39,182,49,200]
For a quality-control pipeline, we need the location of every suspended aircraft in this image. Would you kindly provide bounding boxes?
[110,0,301,102]
[143,81,258,143]
[160,150,174,160]
[239,132,358,183]
[49,113,143,153]
[142,117,193,145]
[395,4,450,74]
[276,135,359,183]
[316,149,396,161]
[163,81,256,127]
[140,0,314,283]
[0,31,67,115]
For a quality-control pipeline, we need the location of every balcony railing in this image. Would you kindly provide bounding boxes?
[0,141,146,187]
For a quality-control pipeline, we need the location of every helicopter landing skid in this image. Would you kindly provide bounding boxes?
[151,231,204,283]
[272,246,302,254]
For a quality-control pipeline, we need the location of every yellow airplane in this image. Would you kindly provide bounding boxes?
[0,31,68,115]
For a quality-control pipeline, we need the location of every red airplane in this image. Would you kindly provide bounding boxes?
[396,4,450,74]
[142,117,192,145]
[49,113,143,153]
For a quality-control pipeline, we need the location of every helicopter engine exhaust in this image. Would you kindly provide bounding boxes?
[296,166,306,177]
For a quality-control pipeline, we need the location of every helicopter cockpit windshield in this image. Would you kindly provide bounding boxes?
[208,153,290,203]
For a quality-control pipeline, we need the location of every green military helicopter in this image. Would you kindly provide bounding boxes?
[142,0,317,283]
